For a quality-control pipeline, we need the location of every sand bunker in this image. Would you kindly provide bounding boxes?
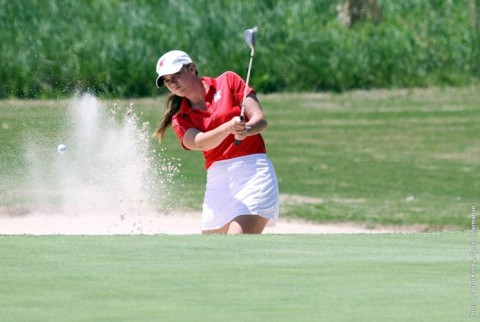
[0,209,422,235]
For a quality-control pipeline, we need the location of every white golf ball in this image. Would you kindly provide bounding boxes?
[57,144,67,154]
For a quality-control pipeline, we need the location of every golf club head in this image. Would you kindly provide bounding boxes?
[244,26,257,51]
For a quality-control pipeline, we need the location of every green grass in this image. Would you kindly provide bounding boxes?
[0,232,471,322]
[1,87,479,229]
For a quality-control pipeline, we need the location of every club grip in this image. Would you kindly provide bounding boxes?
[235,115,244,145]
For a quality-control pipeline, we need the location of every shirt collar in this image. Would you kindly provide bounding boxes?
[201,76,216,98]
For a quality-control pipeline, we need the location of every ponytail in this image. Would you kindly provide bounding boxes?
[153,94,183,141]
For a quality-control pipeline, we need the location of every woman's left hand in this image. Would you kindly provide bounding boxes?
[234,124,252,141]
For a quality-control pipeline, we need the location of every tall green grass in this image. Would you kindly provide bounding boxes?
[0,0,479,98]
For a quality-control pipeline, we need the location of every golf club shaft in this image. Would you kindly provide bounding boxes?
[235,48,255,145]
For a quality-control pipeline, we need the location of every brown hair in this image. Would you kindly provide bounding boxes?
[153,94,183,141]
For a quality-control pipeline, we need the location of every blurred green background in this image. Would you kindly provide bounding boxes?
[1,0,479,98]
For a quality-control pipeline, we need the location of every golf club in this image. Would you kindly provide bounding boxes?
[235,26,257,145]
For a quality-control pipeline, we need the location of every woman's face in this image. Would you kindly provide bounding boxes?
[163,64,194,96]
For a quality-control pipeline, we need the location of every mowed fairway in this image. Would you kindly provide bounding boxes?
[0,232,470,321]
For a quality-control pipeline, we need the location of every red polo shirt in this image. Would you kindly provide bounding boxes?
[171,71,266,169]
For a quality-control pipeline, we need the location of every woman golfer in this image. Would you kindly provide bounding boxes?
[154,50,279,234]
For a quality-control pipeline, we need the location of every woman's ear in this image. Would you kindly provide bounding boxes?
[188,63,197,75]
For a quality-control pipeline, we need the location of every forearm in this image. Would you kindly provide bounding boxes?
[244,114,267,136]
[183,125,230,151]
[236,95,268,140]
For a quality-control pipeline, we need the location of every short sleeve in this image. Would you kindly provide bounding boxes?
[225,71,255,105]
[172,115,193,150]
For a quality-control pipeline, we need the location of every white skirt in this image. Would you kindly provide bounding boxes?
[202,153,279,231]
